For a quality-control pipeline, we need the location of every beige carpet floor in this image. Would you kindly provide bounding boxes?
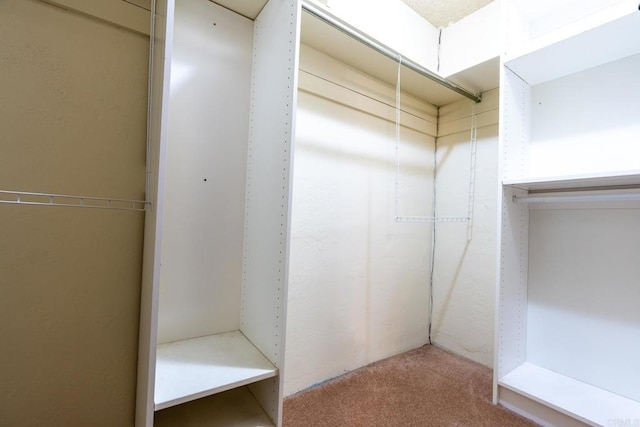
[283,344,538,427]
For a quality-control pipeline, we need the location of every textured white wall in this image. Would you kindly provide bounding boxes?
[431,89,499,367]
[284,46,436,396]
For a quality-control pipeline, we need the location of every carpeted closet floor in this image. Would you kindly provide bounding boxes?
[283,344,538,426]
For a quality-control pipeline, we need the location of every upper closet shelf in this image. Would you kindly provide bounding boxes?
[300,0,481,105]
[503,170,640,192]
[154,331,277,411]
[505,2,640,85]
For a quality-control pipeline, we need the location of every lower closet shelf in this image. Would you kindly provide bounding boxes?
[154,330,278,411]
[499,363,640,425]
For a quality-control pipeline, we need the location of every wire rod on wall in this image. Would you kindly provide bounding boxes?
[301,0,482,103]
[466,103,478,241]
[0,190,148,212]
[393,99,478,224]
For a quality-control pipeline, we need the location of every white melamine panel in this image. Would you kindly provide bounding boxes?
[241,0,299,366]
[528,0,623,39]
[212,0,268,19]
[499,386,592,427]
[326,0,439,72]
[242,0,300,423]
[504,170,640,192]
[439,1,499,85]
[500,67,530,182]
[500,363,640,426]
[506,0,635,70]
[528,53,640,179]
[154,331,278,410]
[136,0,174,424]
[527,209,640,402]
[497,0,640,423]
[155,387,275,427]
[496,186,529,379]
[158,0,253,343]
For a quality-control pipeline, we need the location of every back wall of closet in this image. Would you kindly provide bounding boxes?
[285,41,499,394]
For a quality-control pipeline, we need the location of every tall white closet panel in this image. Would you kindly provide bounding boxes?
[242,0,300,375]
[242,0,300,423]
[158,0,253,346]
[137,0,299,425]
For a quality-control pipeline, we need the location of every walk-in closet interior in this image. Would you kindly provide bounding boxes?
[137,0,495,425]
[2,0,639,426]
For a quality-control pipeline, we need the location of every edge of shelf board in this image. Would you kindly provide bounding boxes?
[498,362,640,426]
[503,170,640,191]
[154,330,278,411]
[504,2,640,85]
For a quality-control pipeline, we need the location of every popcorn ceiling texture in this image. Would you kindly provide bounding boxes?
[401,0,494,27]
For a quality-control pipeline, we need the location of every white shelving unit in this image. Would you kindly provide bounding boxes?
[136,0,299,425]
[154,332,278,411]
[134,1,484,425]
[496,1,640,425]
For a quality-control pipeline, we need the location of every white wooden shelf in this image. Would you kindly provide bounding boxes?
[154,331,278,411]
[503,170,640,192]
[499,363,640,426]
[155,387,275,427]
[505,2,640,85]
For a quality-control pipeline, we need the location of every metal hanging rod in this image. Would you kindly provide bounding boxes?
[0,190,148,212]
[301,0,482,103]
[513,192,640,204]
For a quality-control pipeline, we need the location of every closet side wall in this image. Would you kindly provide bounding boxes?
[284,45,436,396]
[157,0,254,345]
[0,1,149,425]
[431,89,499,367]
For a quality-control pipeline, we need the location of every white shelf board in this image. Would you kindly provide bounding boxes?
[154,331,278,411]
[503,170,640,192]
[505,2,640,85]
[155,386,275,427]
[499,363,640,426]
[211,0,268,20]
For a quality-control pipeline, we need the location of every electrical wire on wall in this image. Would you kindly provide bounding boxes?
[393,58,479,344]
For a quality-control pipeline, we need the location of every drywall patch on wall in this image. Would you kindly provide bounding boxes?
[284,46,436,397]
[430,88,499,367]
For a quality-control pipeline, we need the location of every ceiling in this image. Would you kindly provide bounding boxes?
[400,0,494,28]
